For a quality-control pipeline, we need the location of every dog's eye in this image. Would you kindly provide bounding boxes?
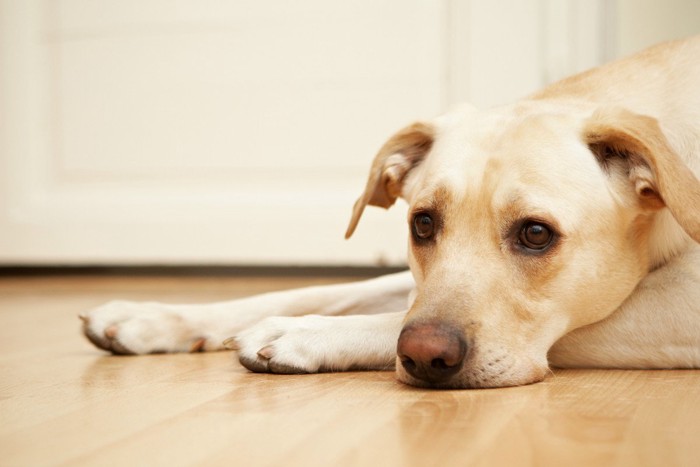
[412,213,435,240]
[519,222,553,250]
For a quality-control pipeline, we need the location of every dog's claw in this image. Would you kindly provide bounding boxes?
[257,345,274,360]
[104,325,118,339]
[222,337,239,350]
[189,337,206,352]
[78,313,89,323]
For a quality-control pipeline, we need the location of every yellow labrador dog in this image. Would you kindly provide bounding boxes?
[82,37,700,389]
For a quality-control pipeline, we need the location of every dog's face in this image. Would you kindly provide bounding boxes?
[347,104,700,389]
[399,108,652,389]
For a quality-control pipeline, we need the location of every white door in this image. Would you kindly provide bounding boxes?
[0,0,606,266]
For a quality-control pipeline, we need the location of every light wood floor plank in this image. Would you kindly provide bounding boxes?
[1,275,699,466]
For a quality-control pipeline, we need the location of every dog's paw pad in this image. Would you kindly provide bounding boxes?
[238,353,270,373]
[268,359,309,374]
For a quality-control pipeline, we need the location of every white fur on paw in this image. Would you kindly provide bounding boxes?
[81,301,206,355]
[234,316,330,374]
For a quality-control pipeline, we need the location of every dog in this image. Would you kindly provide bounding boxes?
[81,37,700,389]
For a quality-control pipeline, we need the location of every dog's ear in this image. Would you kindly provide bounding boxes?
[584,108,700,242]
[345,122,435,238]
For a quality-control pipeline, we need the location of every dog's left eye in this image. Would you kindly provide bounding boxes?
[519,221,554,251]
[412,213,435,240]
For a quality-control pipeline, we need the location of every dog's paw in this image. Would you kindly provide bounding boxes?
[80,301,210,355]
[231,316,332,374]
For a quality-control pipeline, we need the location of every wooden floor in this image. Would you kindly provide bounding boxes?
[1,274,699,467]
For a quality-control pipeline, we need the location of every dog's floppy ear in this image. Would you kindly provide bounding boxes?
[345,122,435,238]
[584,107,700,242]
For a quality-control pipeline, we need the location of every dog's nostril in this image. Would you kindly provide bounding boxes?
[401,357,416,370]
[431,358,449,370]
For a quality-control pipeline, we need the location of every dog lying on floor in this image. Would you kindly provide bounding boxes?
[81,37,700,389]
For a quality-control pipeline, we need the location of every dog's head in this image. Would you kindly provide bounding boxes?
[347,104,700,389]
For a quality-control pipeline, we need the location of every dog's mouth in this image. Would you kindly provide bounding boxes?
[395,360,548,389]
[395,320,548,389]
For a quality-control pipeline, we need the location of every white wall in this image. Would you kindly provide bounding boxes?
[1,0,447,266]
[1,0,696,266]
[616,0,700,57]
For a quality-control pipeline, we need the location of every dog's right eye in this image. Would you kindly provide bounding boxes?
[518,221,555,252]
[412,213,435,241]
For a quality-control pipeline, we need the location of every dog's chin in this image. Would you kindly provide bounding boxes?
[395,357,549,390]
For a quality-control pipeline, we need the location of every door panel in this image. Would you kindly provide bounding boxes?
[0,0,603,265]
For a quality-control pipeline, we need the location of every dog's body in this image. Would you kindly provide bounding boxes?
[82,37,700,389]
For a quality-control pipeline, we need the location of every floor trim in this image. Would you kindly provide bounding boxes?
[0,265,407,278]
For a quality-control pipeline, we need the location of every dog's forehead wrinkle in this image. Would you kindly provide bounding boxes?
[411,158,486,211]
[486,116,618,219]
[410,184,454,214]
[430,108,594,193]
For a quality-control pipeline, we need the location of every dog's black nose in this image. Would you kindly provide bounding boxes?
[397,322,467,384]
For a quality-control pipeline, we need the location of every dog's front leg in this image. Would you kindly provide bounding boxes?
[81,271,414,355]
[232,311,406,373]
[549,246,700,369]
